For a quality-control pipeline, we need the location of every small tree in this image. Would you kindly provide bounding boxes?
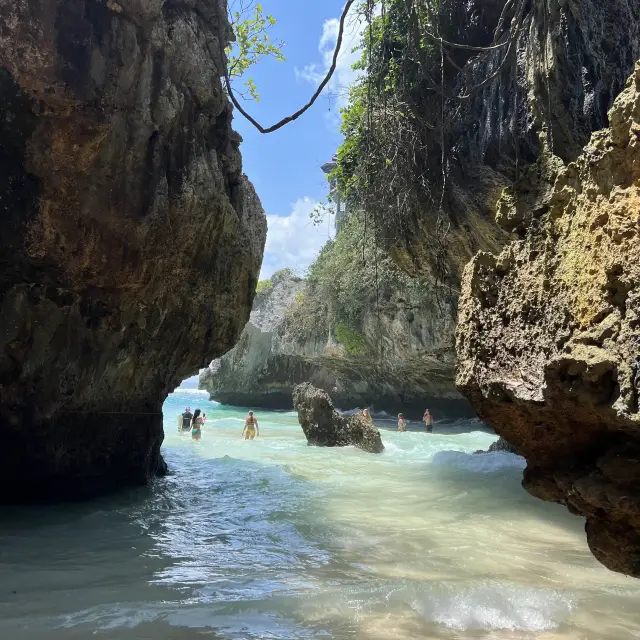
[227,1,286,101]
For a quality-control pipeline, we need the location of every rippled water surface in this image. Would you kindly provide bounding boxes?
[2,388,640,639]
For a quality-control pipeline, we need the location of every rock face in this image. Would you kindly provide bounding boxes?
[0,0,266,501]
[292,383,384,454]
[475,437,518,455]
[457,65,640,577]
[200,269,307,408]
[386,0,640,283]
[200,269,470,417]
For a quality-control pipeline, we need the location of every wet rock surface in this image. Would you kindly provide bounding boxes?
[292,383,384,454]
[0,0,266,501]
[457,64,640,577]
[475,437,518,455]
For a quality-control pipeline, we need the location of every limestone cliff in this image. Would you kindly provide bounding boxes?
[0,0,266,501]
[333,0,640,285]
[331,0,640,575]
[457,65,640,577]
[200,258,466,416]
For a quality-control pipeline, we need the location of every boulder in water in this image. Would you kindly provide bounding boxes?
[292,383,384,454]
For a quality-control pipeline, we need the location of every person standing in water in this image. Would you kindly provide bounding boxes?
[423,408,434,433]
[243,410,259,440]
[181,407,193,432]
[191,408,203,440]
[397,413,407,432]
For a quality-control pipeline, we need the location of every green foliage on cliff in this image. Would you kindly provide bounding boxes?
[272,267,296,280]
[331,0,445,213]
[285,211,434,349]
[256,279,272,296]
[330,0,515,282]
[334,322,367,355]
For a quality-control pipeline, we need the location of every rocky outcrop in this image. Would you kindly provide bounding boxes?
[200,268,470,417]
[0,0,266,501]
[292,383,384,453]
[457,65,640,577]
[384,0,640,283]
[475,437,518,455]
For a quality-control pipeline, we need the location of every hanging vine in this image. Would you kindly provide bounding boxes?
[330,0,531,304]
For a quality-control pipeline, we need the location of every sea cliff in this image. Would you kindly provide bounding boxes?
[200,224,470,417]
[0,0,266,501]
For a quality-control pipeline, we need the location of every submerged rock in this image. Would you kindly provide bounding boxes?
[0,0,266,501]
[292,383,384,454]
[457,64,640,577]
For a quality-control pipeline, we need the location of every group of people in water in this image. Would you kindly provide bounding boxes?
[360,407,434,432]
[397,408,434,432]
[179,408,259,441]
[180,407,206,440]
[179,406,434,440]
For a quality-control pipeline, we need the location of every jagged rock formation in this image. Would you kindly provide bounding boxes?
[457,65,640,577]
[200,269,307,408]
[475,437,518,455]
[0,0,266,501]
[292,383,384,454]
[200,268,469,416]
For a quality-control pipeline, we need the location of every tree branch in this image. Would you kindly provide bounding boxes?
[223,0,357,134]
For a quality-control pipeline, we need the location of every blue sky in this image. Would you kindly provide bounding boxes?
[229,0,364,279]
[179,2,362,388]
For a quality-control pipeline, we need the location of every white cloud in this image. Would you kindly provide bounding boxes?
[259,198,333,281]
[295,4,366,116]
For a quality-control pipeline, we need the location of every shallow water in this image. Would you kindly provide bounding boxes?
[1,389,640,639]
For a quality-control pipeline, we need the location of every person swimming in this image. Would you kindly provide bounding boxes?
[191,408,203,440]
[243,411,259,440]
[181,407,193,432]
[397,413,407,432]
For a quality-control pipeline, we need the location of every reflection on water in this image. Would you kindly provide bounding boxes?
[1,389,640,639]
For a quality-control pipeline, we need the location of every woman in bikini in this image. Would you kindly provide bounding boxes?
[397,413,407,432]
[191,408,203,440]
[243,410,259,440]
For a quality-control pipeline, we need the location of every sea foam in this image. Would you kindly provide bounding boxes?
[431,450,526,473]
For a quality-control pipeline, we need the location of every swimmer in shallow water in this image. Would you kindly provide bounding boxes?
[243,410,259,440]
[397,413,407,432]
[191,408,203,440]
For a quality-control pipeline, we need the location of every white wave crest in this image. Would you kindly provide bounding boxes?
[171,388,210,395]
[413,581,573,632]
[431,450,526,473]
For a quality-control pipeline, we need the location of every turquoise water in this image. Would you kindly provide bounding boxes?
[1,388,640,639]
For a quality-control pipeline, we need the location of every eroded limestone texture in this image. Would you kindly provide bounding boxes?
[293,383,384,454]
[389,0,640,282]
[457,64,640,577]
[0,0,266,501]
